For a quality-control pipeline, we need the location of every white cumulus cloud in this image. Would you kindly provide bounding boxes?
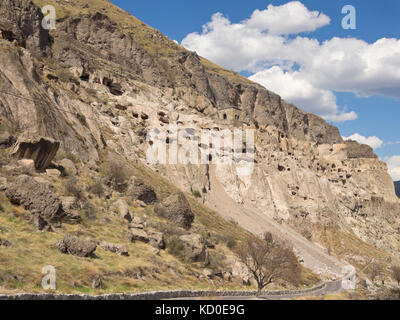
[246,1,330,35]
[181,1,400,122]
[342,133,384,150]
[249,66,357,122]
[384,155,400,181]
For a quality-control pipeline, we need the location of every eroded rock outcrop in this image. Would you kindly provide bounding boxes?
[345,140,377,159]
[179,234,208,263]
[0,0,51,56]
[154,192,194,229]
[126,177,157,205]
[10,135,60,171]
[110,199,132,222]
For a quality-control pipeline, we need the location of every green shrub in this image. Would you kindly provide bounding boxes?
[220,234,237,250]
[192,190,202,198]
[162,224,185,237]
[166,236,185,258]
[88,181,105,198]
[207,251,227,269]
[103,161,129,191]
[64,177,83,199]
[84,205,98,220]
[55,152,80,164]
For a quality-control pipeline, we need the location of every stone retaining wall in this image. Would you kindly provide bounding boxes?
[0,283,326,300]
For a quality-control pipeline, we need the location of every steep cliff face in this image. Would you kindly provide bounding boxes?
[0,0,398,276]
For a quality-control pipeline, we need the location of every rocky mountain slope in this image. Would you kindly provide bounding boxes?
[0,0,399,293]
[395,181,400,198]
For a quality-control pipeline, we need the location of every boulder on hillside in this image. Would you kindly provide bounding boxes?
[148,230,165,249]
[130,216,145,229]
[55,235,97,257]
[127,228,149,243]
[60,196,81,224]
[179,234,208,262]
[126,177,157,205]
[154,192,194,229]
[16,159,35,173]
[100,242,129,256]
[5,175,65,223]
[59,158,78,175]
[111,199,132,222]
[10,135,60,170]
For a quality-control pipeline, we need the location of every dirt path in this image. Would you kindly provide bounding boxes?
[205,165,345,279]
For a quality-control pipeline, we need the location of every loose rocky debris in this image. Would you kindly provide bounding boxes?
[55,235,97,257]
[100,242,129,256]
[127,177,157,205]
[155,192,194,229]
[10,135,60,171]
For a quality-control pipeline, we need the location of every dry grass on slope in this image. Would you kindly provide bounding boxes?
[0,147,318,294]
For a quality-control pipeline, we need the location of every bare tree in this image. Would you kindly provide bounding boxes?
[263,231,273,244]
[237,238,300,296]
[392,265,400,286]
[368,262,381,284]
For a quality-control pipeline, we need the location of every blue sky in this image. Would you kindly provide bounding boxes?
[112,0,400,179]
